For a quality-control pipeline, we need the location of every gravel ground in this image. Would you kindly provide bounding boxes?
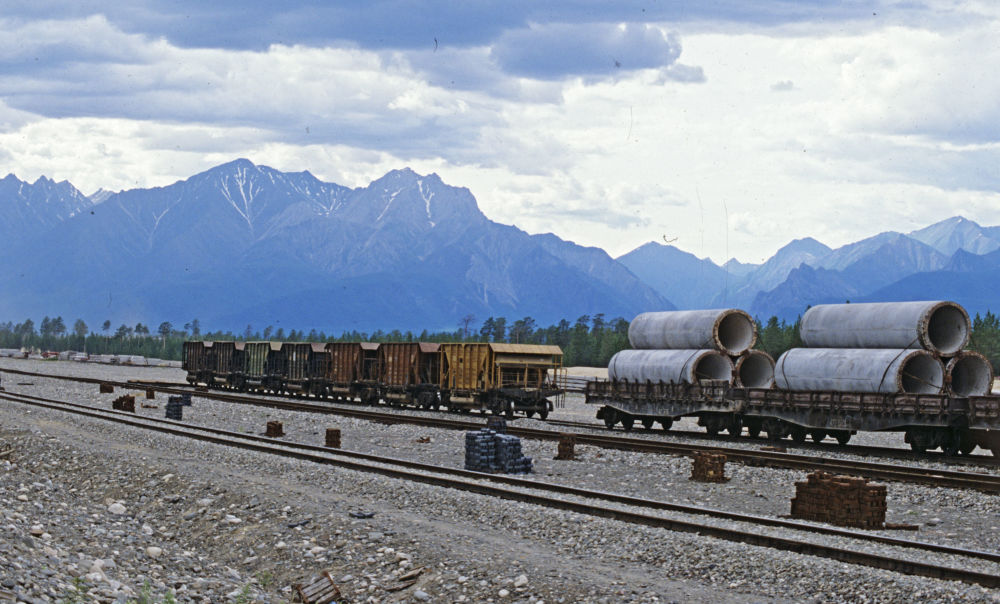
[1,358,999,603]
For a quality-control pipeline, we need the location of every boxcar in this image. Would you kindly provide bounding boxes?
[182,341,213,385]
[243,342,282,391]
[439,343,563,418]
[378,342,440,407]
[305,343,331,396]
[211,341,245,388]
[277,342,311,394]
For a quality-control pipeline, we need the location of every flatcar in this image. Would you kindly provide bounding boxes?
[586,379,1000,456]
[182,339,564,418]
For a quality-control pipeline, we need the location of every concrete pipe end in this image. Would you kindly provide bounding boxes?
[692,351,734,384]
[898,351,945,394]
[735,351,775,388]
[922,301,971,356]
[946,351,993,397]
[715,310,756,356]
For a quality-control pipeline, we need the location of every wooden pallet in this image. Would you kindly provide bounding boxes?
[294,570,342,604]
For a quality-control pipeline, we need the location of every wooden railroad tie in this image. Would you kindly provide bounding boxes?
[293,570,341,604]
[99,382,114,394]
[145,388,155,400]
[325,428,341,448]
[265,421,285,438]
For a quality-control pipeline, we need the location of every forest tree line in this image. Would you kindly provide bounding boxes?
[3,311,1000,370]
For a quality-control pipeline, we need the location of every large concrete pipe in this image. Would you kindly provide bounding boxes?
[774,348,944,394]
[608,349,734,385]
[945,351,994,396]
[628,309,756,355]
[799,301,970,356]
[734,350,775,388]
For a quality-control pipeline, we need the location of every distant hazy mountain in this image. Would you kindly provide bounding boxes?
[0,174,93,246]
[616,242,731,309]
[0,160,672,331]
[908,216,1000,256]
[622,216,1000,321]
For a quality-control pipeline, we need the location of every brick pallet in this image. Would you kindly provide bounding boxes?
[690,451,728,482]
[790,471,886,529]
[464,428,532,474]
[165,396,184,421]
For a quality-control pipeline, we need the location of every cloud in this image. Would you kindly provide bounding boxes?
[491,23,682,79]
[770,79,794,90]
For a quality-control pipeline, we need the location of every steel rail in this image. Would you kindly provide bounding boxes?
[1,389,999,588]
[4,367,1000,493]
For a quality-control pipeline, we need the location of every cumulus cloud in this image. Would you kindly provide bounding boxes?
[491,23,683,79]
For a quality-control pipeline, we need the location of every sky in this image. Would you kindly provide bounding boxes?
[1,1,999,264]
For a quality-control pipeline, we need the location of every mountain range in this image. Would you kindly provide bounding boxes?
[2,159,1000,332]
[618,215,1000,321]
[0,159,669,332]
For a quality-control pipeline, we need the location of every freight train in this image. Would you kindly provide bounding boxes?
[183,340,564,419]
[587,302,1000,457]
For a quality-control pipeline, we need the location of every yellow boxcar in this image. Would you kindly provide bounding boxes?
[439,343,563,418]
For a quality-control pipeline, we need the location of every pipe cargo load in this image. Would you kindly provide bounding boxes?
[945,351,994,396]
[608,349,734,385]
[628,309,756,356]
[734,350,776,388]
[799,301,970,356]
[775,348,944,394]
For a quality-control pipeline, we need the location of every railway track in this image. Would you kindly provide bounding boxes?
[1,388,999,589]
[4,367,1000,493]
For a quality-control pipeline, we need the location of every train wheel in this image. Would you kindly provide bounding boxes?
[834,431,851,446]
[538,410,549,420]
[604,408,618,430]
[790,428,807,444]
[959,433,976,455]
[726,417,742,438]
[746,424,761,439]
[809,430,827,443]
[621,415,635,432]
[941,431,961,457]
[525,411,535,418]
[659,418,673,431]
[641,418,654,430]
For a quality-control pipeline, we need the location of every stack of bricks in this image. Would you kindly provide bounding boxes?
[464,428,534,474]
[790,471,887,529]
[165,396,184,421]
[265,421,285,438]
[555,433,576,460]
[111,395,135,413]
[486,416,507,434]
[689,451,728,482]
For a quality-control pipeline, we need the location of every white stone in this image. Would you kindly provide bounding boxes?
[275,541,287,549]
[414,590,430,601]
[513,574,528,588]
[224,514,242,524]
[145,546,163,558]
[499,588,510,597]
[107,502,126,515]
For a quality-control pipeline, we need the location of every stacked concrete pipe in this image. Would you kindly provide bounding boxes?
[776,300,989,395]
[609,309,774,387]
